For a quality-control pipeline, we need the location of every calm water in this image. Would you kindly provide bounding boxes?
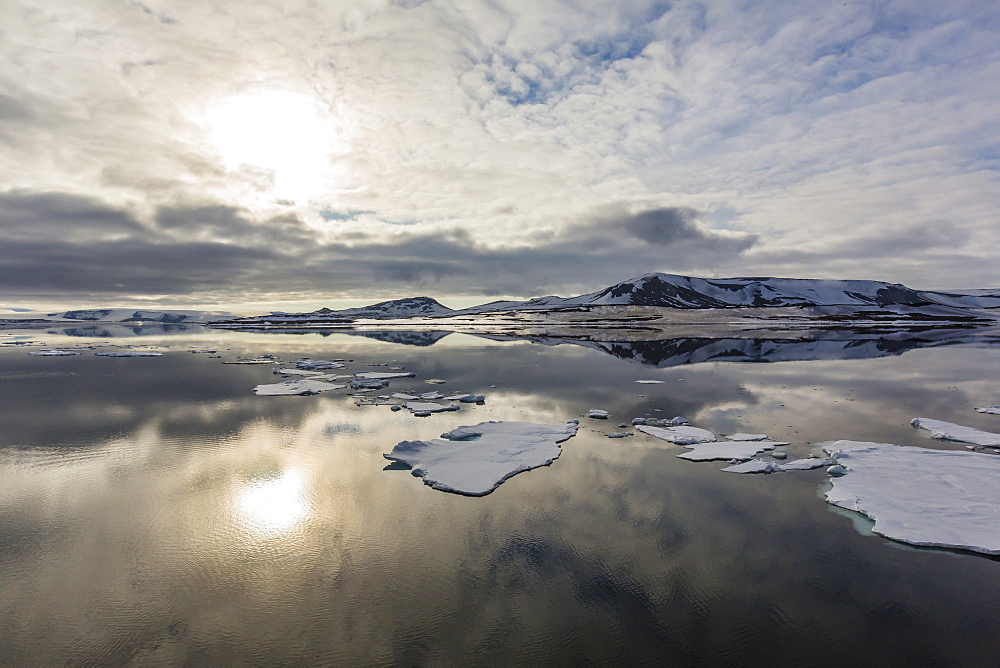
[1,327,998,664]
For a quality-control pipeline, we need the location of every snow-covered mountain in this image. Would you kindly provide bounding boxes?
[0,309,232,323]
[459,274,1000,312]
[232,297,454,323]
[211,272,1000,328]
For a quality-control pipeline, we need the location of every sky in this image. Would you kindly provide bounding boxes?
[2,0,998,310]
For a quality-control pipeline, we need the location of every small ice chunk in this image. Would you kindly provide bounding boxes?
[390,404,402,412]
[424,379,447,384]
[254,379,346,396]
[296,359,345,370]
[403,402,460,414]
[224,356,277,364]
[351,378,390,390]
[384,421,579,495]
[354,371,416,380]
[722,459,782,474]
[635,425,717,445]
[28,349,81,356]
[458,394,485,403]
[726,433,770,441]
[974,405,1000,415]
[911,418,1000,447]
[770,451,788,459]
[635,380,665,384]
[631,418,647,426]
[670,416,689,425]
[677,441,788,461]
[587,409,610,419]
[419,391,444,400]
[822,440,1000,554]
[826,464,847,476]
[95,350,162,357]
[607,432,631,439]
[189,349,217,354]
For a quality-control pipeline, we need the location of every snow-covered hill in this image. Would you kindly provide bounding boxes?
[1,309,233,323]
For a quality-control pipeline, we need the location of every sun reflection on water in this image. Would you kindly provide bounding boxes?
[237,469,308,536]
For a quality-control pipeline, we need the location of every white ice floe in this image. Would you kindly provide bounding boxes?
[384,420,580,495]
[353,371,416,380]
[418,391,444,400]
[391,392,419,400]
[27,349,81,356]
[424,379,446,384]
[95,350,162,357]
[607,432,631,439]
[350,378,389,390]
[635,380,665,384]
[635,424,717,445]
[725,433,770,441]
[224,356,277,364]
[254,379,347,396]
[722,456,835,474]
[587,409,610,419]
[722,459,782,474]
[910,418,1000,447]
[273,368,327,376]
[676,440,788,461]
[403,401,460,414]
[823,440,1000,555]
[975,405,1000,415]
[295,359,345,370]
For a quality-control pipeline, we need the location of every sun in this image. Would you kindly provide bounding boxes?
[203,89,341,202]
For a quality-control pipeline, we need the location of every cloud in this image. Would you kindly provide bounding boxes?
[0,0,997,305]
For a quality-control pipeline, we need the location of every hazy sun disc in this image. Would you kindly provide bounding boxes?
[203,90,339,201]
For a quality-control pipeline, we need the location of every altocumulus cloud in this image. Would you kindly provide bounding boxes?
[0,0,998,306]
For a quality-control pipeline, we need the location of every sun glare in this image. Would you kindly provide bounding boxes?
[203,90,340,202]
[238,468,308,535]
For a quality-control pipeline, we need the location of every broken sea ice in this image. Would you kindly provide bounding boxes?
[384,420,579,496]
[823,440,1000,555]
[910,418,1000,447]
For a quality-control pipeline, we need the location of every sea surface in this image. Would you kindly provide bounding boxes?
[1,325,998,664]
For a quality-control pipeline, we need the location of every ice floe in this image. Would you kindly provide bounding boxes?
[273,368,328,376]
[353,371,416,380]
[350,378,389,390]
[635,380,665,384]
[384,420,580,495]
[391,392,419,400]
[224,356,278,364]
[402,401,460,415]
[676,440,789,461]
[27,349,81,356]
[635,424,717,445]
[253,379,347,396]
[723,457,835,473]
[295,359,345,370]
[587,409,609,419]
[822,440,1000,555]
[725,433,770,441]
[95,350,162,357]
[975,405,1000,415]
[911,418,1000,447]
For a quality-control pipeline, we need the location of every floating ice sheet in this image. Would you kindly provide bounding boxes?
[635,424,717,445]
[722,457,834,473]
[725,433,769,441]
[975,405,1000,415]
[295,359,345,370]
[402,401,460,414]
[224,357,277,364]
[254,379,346,396]
[823,440,1000,555]
[384,421,580,495]
[911,418,1000,447]
[677,441,788,461]
[95,350,162,357]
[354,371,416,380]
[27,349,81,356]
[635,380,665,384]
[273,368,328,376]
